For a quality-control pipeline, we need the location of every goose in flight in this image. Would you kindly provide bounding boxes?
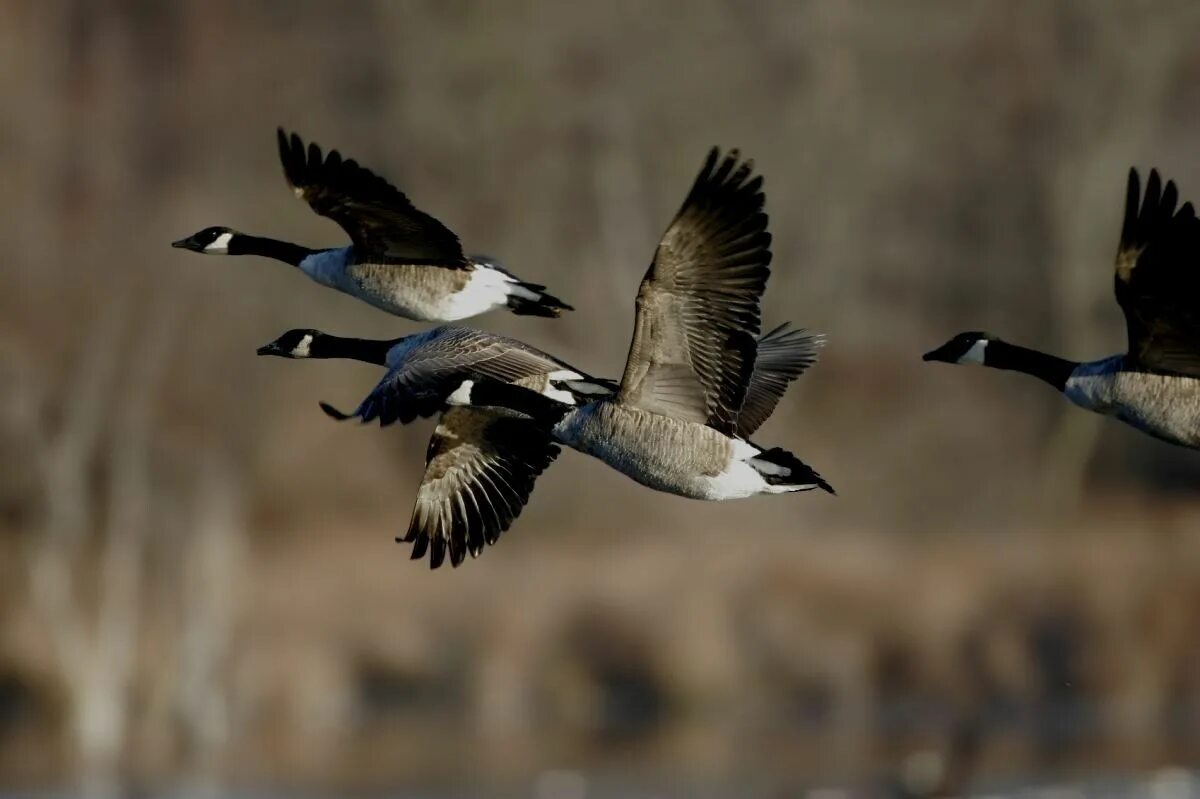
[440,148,833,498]
[257,326,612,568]
[925,169,1200,449]
[258,318,823,563]
[174,130,571,321]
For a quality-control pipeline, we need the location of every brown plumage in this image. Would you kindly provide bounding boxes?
[735,323,824,437]
[617,148,772,435]
[405,407,560,569]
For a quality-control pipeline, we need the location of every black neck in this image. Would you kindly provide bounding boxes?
[229,234,313,266]
[985,340,1077,391]
[310,335,399,366]
[467,379,572,426]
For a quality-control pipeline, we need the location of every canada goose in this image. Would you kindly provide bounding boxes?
[257,326,614,568]
[925,169,1200,449]
[173,130,571,321]
[257,320,823,563]
[441,148,833,499]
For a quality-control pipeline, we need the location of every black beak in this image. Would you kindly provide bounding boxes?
[256,344,280,356]
[172,236,197,250]
[922,344,954,363]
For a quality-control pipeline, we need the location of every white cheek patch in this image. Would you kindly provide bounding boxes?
[446,380,475,406]
[205,232,233,253]
[290,334,313,358]
[958,339,989,365]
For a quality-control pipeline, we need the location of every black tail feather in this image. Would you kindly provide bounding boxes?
[319,401,352,420]
[753,446,835,494]
[507,282,574,317]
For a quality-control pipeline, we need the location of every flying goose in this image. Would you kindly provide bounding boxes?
[257,320,824,563]
[173,130,571,321]
[440,148,833,499]
[257,326,614,568]
[924,169,1200,449]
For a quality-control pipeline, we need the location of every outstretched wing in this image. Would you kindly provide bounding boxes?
[322,328,587,426]
[736,323,824,437]
[277,128,467,266]
[1114,168,1200,376]
[616,148,771,435]
[402,408,560,569]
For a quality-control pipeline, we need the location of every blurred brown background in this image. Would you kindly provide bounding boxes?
[3,1,1200,797]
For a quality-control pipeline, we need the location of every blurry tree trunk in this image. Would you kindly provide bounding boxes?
[590,101,652,312]
[174,454,245,799]
[26,299,174,799]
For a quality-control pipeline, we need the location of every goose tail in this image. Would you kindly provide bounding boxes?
[469,255,574,318]
[749,446,835,494]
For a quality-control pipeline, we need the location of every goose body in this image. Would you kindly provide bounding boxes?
[545,401,817,499]
[1064,357,1200,446]
[257,326,611,568]
[174,130,571,322]
[925,168,1200,449]
[443,147,832,499]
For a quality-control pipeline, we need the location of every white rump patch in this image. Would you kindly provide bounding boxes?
[436,265,519,321]
[701,460,771,500]
[446,380,475,406]
[547,369,584,381]
[205,232,233,253]
[751,458,790,477]
[291,334,314,358]
[959,339,988,365]
[541,386,576,405]
[730,438,761,461]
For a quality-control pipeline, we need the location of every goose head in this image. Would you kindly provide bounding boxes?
[257,329,325,359]
[923,331,993,366]
[172,226,239,254]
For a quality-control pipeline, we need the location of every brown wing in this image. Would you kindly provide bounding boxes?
[402,408,560,569]
[617,148,772,435]
[277,129,467,266]
[736,323,824,437]
[329,327,582,426]
[1114,168,1200,376]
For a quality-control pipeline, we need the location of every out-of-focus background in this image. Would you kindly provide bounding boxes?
[3,1,1200,797]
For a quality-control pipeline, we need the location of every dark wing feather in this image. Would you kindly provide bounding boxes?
[736,323,824,437]
[402,408,560,568]
[334,327,587,427]
[617,148,772,435]
[277,128,467,266]
[1114,168,1200,376]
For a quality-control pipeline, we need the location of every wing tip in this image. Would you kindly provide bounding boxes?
[318,401,352,421]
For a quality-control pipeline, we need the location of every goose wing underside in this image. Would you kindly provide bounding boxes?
[1114,168,1200,376]
[616,148,772,435]
[403,407,560,569]
[332,328,583,426]
[736,323,824,437]
[277,129,467,267]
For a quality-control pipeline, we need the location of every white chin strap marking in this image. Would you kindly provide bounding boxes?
[291,334,313,358]
[205,232,233,253]
[959,339,988,365]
